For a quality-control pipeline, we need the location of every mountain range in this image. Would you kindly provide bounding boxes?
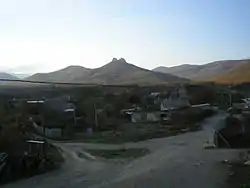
[11,73,30,79]
[213,61,250,84]
[26,58,187,85]
[0,72,19,80]
[153,59,250,81]
[1,58,250,85]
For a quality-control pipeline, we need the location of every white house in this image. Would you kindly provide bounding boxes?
[131,111,161,123]
[161,86,190,111]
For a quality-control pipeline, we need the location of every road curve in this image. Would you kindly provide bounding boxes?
[2,112,241,188]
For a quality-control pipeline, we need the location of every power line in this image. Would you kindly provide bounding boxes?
[0,79,139,88]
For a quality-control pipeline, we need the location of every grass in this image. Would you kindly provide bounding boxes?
[46,144,65,168]
[76,126,185,144]
[84,148,149,159]
[214,61,250,84]
[72,109,215,144]
[76,119,203,144]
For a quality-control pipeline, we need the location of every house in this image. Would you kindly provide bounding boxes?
[26,96,82,139]
[161,86,190,111]
[131,111,161,123]
[242,98,250,109]
[232,103,246,110]
[27,95,77,120]
[26,140,45,157]
[31,118,69,139]
[43,96,76,113]
[120,107,161,123]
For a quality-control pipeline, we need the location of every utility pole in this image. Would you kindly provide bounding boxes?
[229,92,232,107]
[94,102,98,128]
[40,115,45,136]
[73,110,76,127]
[220,91,223,107]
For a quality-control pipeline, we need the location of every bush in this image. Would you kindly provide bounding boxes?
[172,108,215,129]
[0,124,26,156]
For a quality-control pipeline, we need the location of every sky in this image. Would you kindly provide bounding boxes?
[0,0,250,74]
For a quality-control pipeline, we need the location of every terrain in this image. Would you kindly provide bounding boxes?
[10,73,30,79]
[26,58,187,85]
[2,112,241,188]
[2,58,250,86]
[153,59,250,81]
[0,73,19,80]
[0,73,20,86]
[213,62,250,84]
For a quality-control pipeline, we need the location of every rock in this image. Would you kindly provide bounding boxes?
[119,58,126,62]
[244,160,250,166]
[222,159,229,164]
[203,143,216,149]
[195,161,203,167]
[78,151,96,160]
[181,128,189,132]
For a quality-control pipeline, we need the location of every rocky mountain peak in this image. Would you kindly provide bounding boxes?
[118,58,127,63]
[111,58,127,64]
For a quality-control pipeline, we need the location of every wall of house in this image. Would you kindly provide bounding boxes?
[160,86,190,111]
[32,122,62,139]
[161,98,190,111]
[131,112,146,123]
[232,103,247,109]
[131,112,160,122]
[146,112,160,122]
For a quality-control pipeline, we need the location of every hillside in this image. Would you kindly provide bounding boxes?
[11,73,30,79]
[0,72,20,86]
[153,59,249,80]
[153,64,201,79]
[27,66,91,83]
[0,72,19,80]
[26,58,187,85]
[213,61,250,84]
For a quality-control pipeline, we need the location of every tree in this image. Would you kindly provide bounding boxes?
[128,94,141,105]
[104,93,115,103]
[0,123,26,156]
[79,97,96,128]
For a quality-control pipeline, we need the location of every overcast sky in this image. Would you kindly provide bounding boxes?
[0,0,250,74]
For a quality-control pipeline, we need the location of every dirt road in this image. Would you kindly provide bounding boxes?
[2,112,241,188]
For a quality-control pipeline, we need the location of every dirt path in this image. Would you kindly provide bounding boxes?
[2,142,122,188]
[2,112,241,188]
[89,112,241,188]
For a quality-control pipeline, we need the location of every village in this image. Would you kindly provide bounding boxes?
[1,83,250,187]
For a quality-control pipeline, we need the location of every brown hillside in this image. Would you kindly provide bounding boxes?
[153,59,249,80]
[213,61,250,84]
[27,58,188,85]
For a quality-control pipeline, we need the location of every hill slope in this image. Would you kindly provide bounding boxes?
[27,58,187,85]
[11,73,31,79]
[0,72,19,80]
[0,72,20,86]
[153,64,201,79]
[213,61,250,84]
[27,66,91,82]
[153,59,249,80]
